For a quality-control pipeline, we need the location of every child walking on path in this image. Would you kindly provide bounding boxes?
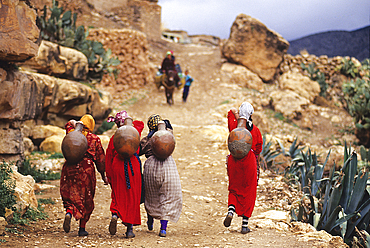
[223,101,263,234]
[182,70,194,102]
[139,114,182,237]
[105,111,144,238]
[61,114,108,237]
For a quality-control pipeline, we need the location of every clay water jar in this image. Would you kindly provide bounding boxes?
[150,121,176,160]
[113,117,140,158]
[61,121,88,165]
[228,117,253,159]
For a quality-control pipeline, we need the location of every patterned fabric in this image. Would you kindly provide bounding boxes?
[147,114,162,132]
[143,155,182,223]
[60,120,105,224]
[105,120,144,225]
[107,110,128,127]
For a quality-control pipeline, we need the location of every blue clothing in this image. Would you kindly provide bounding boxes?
[184,75,193,86]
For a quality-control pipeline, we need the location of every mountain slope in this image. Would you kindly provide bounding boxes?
[287,26,370,61]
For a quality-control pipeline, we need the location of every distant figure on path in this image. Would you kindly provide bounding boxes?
[182,69,194,102]
[223,102,263,234]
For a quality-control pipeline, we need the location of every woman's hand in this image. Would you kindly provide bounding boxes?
[230,107,239,119]
[69,120,77,127]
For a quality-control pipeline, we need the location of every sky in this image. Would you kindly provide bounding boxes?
[158,0,370,41]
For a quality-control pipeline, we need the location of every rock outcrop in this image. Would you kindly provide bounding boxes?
[19,41,89,80]
[222,14,289,82]
[0,0,40,61]
[0,67,112,162]
[220,62,265,92]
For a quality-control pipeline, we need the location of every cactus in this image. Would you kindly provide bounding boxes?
[340,57,360,78]
[343,78,370,147]
[301,63,328,97]
[37,0,120,83]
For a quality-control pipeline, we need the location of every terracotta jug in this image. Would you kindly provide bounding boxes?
[61,121,88,165]
[150,121,176,160]
[228,117,253,159]
[113,117,140,158]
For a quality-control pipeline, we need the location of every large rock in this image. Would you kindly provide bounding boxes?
[40,135,64,153]
[19,41,89,80]
[220,63,264,92]
[270,89,311,120]
[0,68,112,123]
[222,14,289,82]
[0,0,39,62]
[11,170,38,214]
[0,67,111,162]
[279,71,321,102]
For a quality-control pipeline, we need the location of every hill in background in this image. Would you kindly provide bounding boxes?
[287,25,370,62]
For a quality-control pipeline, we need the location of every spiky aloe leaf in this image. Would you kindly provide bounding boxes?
[312,150,330,196]
[345,198,370,240]
[347,171,369,213]
[323,205,342,232]
[340,152,357,213]
[327,174,344,218]
[328,210,357,237]
[317,164,337,230]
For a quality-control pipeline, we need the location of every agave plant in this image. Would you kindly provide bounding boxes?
[37,0,120,83]
[259,134,282,171]
[291,142,370,246]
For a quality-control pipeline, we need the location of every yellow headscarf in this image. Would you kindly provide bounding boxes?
[80,114,95,136]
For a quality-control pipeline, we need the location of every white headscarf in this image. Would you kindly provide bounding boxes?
[239,101,254,125]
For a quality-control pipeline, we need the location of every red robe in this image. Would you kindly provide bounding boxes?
[105,120,144,225]
[226,110,263,217]
[60,121,106,226]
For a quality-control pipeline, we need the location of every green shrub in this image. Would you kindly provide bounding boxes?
[301,62,328,97]
[0,162,16,218]
[339,57,360,78]
[342,78,370,147]
[260,134,282,170]
[10,204,48,225]
[290,142,370,246]
[37,0,120,83]
[18,160,60,183]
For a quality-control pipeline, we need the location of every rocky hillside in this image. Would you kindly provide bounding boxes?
[287,26,370,61]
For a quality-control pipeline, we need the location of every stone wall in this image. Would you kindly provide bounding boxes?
[279,53,359,79]
[88,28,155,92]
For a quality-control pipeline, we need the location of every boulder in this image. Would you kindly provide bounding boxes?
[11,170,38,214]
[279,71,321,102]
[0,0,39,62]
[222,14,289,82]
[0,217,6,234]
[220,63,264,92]
[40,135,64,153]
[270,89,311,120]
[23,137,35,156]
[19,41,89,80]
[31,125,65,140]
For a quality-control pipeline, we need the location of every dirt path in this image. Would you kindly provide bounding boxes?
[4,43,339,247]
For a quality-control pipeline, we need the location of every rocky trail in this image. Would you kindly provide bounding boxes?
[3,42,352,248]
